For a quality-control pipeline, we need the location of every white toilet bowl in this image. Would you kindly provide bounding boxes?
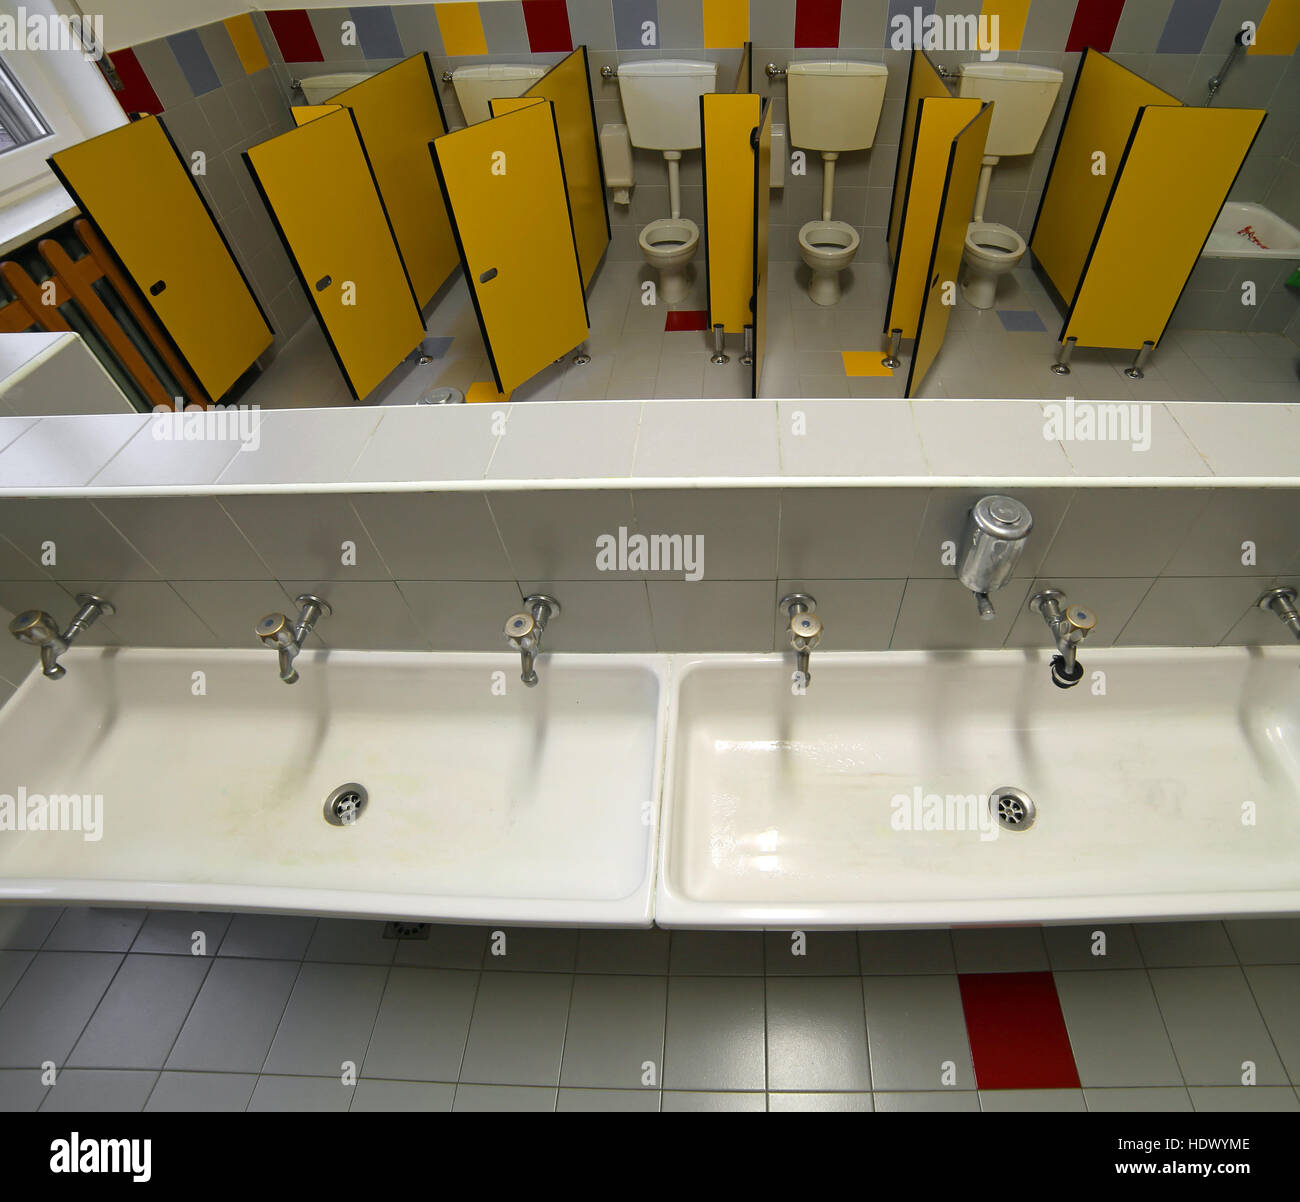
[961,221,1026,309]
[798,219,860,306]
[639,217,700,304]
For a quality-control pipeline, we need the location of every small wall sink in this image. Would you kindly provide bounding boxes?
[0,649,666,925]
[656,648,1300,928]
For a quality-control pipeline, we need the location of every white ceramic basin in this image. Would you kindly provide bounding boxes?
[657,648,1300,928]
[0,649,666,925]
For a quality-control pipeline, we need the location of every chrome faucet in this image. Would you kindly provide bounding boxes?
[255,594,330,684]
[7,593,115,680]
[780,593,822,687]
[1029,588,1097,689]
[504,594,560,688]
[1257,586,1300,644]
[956,495,1033,620]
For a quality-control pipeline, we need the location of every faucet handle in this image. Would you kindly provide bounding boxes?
[9,610,60,645]
[255,612,294,648]
[788,610,822,649]
[504,612,536,644]
[1060,603,1097,638]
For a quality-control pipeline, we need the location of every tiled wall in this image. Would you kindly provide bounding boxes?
[97,2,1300,344]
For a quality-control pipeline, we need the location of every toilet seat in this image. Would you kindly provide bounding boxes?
[963,221,1025,264]
[639,217,699,267]
[798,219,860,261]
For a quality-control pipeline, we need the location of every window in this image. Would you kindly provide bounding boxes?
[0,57,52,154]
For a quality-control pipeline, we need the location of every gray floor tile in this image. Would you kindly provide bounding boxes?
[768,1091,874,1112]
[69,954,210,1069]
[557,1087,661,1112]
[1148,967,1289,1086]
[0,951,122,1067]
[857,929,955,975]
[218,914,317,960]
[166,958,300,1073]
[669,931,764,975]
[1243,965,1300,1084]
[247,1075,352,1112]
[980,1089,1086,1111]
[663,977,765,1092]
[1225,919,1300,965]
[0,907,62,950]
[1043,924,1144,971]
[560,974,666,1090]
[873,1090,980,1112]
[863,975,974,1091]
[362,967,478,1082]
[40,1069,157,1111]
[459,972,573,1087]
[304,919,396,966]
[482,927,579,972]
[1084,1087,1193,1112]
[766,977,871,1092]
[0,949,33,1006]
[952,927,1049,974]
[44,908,145,953]
[131,910,232,957]
[763,931,859,975]
[262,963,388,1078]
[662,1090,765,1112]
[351,1079,455,1111]
[145,1071,257,1111]
[0,1068,49,1111]
[1135,921,1238,967]
[453,1083,556,1112]
[393,923,486,970]
[575,928,671,975]
[1054,970,1183,1088]
[1188,1086,1300,1112]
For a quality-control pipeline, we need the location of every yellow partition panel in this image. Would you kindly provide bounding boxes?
[291,104,341,126]
[887,50,950,259]
[245,109,425,401]
[702,92,761,335]
[1064,105,1264,350]
[1029,49,1179,307]
[433,100,588,395]
[884,95,982,340]
[751,99,773,400]
[518,47,611,289]
[906,104,993,398]
[331,54,458,308]
[49,116,272,402]
[735,42,752,93]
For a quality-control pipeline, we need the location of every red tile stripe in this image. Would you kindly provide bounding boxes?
[958,971,1081,1090]
[1065,0,1128,52]
[523,0,574,53]
[265,9,324,63]
[795,0,843,49]
[665,310,709,332]
[106,47,163,116]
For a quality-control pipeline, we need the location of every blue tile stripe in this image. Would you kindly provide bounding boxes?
[614,0,661,50]
[1156,0,1222,54]
[166,29,221,97]
[997,309,1048,333]
[350,5,404,60]
[887,0,937,48]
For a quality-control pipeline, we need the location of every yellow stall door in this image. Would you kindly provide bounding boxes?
[702,92,760,336]
[433,100,588,396]
[49,116,272,403]
[245,109,426,401]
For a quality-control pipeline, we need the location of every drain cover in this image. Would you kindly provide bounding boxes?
[383,921,431,940]
[324,783,368,826]
[989,786,1036,831]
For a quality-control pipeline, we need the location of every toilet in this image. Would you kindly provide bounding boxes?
[787,61,888,306]
[956,62,1064,309]
[297,72,374,103]
[616,60,718,304]
[451,63,547,126]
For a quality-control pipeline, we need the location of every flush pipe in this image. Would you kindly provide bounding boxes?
[665,151,682,219]
[972,156,999,223]
[821,152,837,221]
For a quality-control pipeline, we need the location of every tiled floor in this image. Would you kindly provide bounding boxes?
[2,907,1298,1112]
[244,256,1300,410]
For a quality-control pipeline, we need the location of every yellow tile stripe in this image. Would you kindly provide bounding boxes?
[223,13,269,75]
[980,0,1030,54]
[435,3,488,57]
[842,352,894,377]
[1250,0,1300,54]
[703,0,748,49]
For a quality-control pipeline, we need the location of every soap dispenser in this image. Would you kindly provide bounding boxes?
[955,495,1033,620]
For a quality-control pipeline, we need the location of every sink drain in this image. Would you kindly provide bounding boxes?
[989,786,1036,831]
[324,783,368,826]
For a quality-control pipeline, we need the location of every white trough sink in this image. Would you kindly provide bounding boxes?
[0,649,666,926]
[657,648,1300,928]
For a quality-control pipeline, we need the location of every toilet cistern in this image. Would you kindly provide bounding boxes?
[1029,588,1097,689]
[955,495,1033,619]
[505,594,561,688]
[8,594,114,680]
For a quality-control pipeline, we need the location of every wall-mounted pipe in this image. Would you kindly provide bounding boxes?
[1207,29,1249,105]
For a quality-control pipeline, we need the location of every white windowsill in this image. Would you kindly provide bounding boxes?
[0,179,78,257]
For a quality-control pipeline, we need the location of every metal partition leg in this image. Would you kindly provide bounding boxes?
[1124,340,1154,380]
[882,328,902,369]
[1050,336,1077,375]
[741,324,754,367]
[572,342,591,366]
[711,323,730,365]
